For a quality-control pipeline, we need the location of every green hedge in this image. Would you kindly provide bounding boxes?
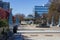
[0,19,8,27]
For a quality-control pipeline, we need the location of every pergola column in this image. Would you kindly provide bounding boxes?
[50,16,54,27]
[57,16,60,27]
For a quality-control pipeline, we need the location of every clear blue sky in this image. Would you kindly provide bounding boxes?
[3,0,48,16]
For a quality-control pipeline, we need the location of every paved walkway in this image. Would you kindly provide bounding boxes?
[20,33,60,40]
[17,25,60,40]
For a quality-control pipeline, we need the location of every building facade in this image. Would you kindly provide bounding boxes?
[34,6,49,24]
[3,2,10,10]
[0,0,10,10]
[35,6,49,16]
[34,0,50,24]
